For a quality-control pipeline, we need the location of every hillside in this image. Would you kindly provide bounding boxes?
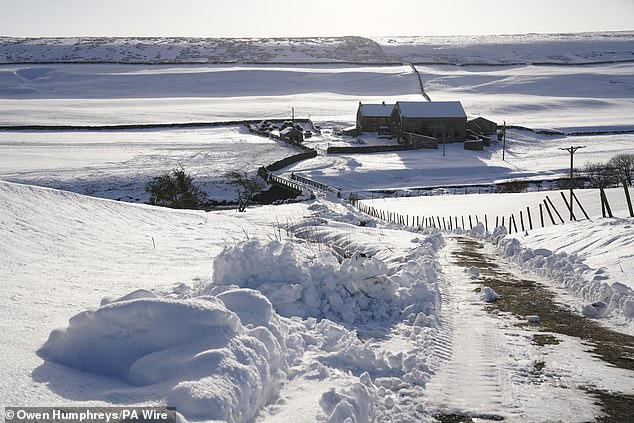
[1,31,633,65]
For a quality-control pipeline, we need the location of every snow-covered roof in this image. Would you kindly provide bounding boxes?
[358,103,395,117]
[396,101,466,118]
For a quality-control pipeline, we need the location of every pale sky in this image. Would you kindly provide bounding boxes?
[1,0,632,38]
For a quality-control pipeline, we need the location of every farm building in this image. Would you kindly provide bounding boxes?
[356,102,394,133]
[392,101,467,142]
[280,126,304,143]
[467,117,498,135]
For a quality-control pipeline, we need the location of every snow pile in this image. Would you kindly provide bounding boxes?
[480,287,499,303]
[320,372,377,423]
[472,223,634,320]
[212,238,442,325]
[38,289,303,422]
[466,266,481,279]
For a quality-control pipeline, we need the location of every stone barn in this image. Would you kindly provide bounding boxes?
[356,102,394,133]
[467,117,498,135]
[392,101,467,142]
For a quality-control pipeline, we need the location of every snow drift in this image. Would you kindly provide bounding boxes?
[38,289,303,423]
[212,238,441,326]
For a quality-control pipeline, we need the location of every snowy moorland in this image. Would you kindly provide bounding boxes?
[1,32,634,422]
[2,32,633,65]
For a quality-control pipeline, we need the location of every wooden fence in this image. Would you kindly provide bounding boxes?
[350,184,634,234]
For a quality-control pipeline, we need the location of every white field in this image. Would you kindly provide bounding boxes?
[285,129,634,193]
[418,63,634,131]
[0,64,422,125]
[0,126,299,202]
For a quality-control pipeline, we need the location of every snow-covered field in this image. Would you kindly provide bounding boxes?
[0,126,299,202]
[2,33,634,422]
[0,64,421,125]
[420,62,634,130]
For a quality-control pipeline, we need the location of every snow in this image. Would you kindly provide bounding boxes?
[286,129,634,194]
[375,31,634,65]
[418,62,634,131]
[0,36,390,64]
[480,286,499,302]
[0,126,299,202]
[0,64,422,126]
[358,103,394,118]
[395,101,467,118]
[2,32,634,423]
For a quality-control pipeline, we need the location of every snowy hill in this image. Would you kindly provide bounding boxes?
[0,36,390,64]
[2,31,633,65]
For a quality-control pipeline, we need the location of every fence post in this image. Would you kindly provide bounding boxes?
[469,215,473,229]
[495,216,499,228]
[511,214,518,233]
[461,216,465,229]
[571,192,590,220]
[600,187,613,218]
[539,204,544,227]
[623,181,634,218]
[520,211,525,232]
[501,216,505,227]
[559,191,576,221]
[546,195,565,223]
[485,215,488,232]
[527,207,533,230]
[455,216,459,230]
[543,199,556,225]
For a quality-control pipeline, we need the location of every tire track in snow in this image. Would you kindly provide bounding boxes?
[424,237,511,420]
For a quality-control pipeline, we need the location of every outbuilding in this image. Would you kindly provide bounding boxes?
[391,101,467,142]
[280,126,304,143]
[467,117,498,135]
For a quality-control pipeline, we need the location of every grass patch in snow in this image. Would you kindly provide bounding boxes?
[585,389,634,423]
[452,237,634,372]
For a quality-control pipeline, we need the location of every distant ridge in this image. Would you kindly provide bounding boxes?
[0,36,393,65]
[0,31,633,65]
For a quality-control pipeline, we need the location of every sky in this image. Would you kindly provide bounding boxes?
[1,0,632,38]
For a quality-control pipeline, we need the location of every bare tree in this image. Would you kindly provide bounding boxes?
[607,153,634,186]
[225,170,267,212]
[583,161,618,188]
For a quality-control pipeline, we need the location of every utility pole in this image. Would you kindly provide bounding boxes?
[559,145,586,221]
[502,120,506,161]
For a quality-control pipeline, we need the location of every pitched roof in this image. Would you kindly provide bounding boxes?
[396,101,466,118]
[358,103,395,118]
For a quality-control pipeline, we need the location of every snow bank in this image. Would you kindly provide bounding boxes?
[38,289,303,422]
[471,223,634,320]
[212,238,442,325]
[211,235,444,421]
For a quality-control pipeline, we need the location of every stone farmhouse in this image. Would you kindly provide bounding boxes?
[357,101,468,141]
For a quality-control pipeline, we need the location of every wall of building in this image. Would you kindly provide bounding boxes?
[396,117,466,142]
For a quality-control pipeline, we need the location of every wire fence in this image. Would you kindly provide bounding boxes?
[352,185,634,233]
